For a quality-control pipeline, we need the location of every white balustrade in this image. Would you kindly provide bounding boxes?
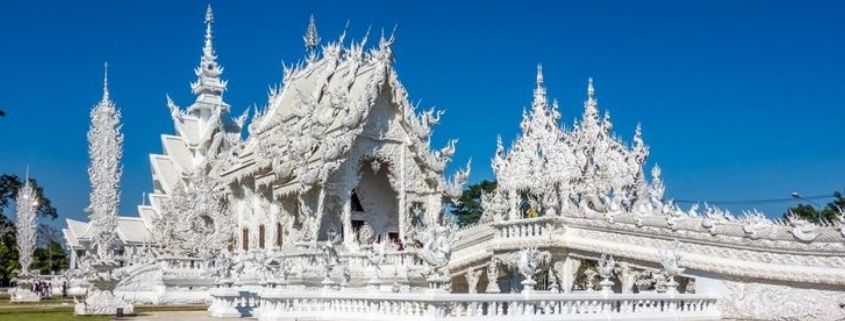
[248,290,719,321]
[493,217,558,240]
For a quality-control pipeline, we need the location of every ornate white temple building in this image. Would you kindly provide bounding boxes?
[63,6,845,321]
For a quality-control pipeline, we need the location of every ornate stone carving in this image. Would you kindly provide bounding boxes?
[739,210,772,240]
[485,259,501,293]
[415,221,454,277]
[658,241,685,294]
[720,279,845,321]
[152,174,234,256]
[786,212,821,242]
[464,269,481,294]
[597,254,616,293]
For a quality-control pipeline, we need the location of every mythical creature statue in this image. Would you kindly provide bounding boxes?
[211,250,234,281]
[739,210,772,240]
[597,254,616,292]
[786,212,821,242]
[597,254,616,281]
[658,240,685,293]
[366,241,386,276]
[415,222,454,274]
[319,227,342,280]
[701,204,733,235]
[516,247,548,281]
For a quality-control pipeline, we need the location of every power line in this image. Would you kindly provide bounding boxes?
[673,194,835,205]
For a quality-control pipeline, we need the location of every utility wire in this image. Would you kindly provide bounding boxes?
[673,194,834,205]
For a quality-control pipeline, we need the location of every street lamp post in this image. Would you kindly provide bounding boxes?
[791,192,823,209]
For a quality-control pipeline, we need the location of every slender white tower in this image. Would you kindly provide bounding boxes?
[15,171,38,276]
[86,63,123,261]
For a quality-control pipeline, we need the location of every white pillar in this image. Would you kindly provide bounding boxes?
[508,189,519,220]
[342,190,353,248]
[485,260,501,293]
[561,256,581,293]
[398,136,407,244]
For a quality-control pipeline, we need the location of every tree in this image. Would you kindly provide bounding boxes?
[33,241,69,275]
[450,180,497,227]
[784,189,845,224]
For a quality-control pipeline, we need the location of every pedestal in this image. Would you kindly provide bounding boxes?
[9,288,40,303]
[665,278,679,295]
[426,275,449,294]
[75,261,135,316]
[75,288,134,315]
[208,281,241,318]
[600,279,614,295]
[520,279,537,294]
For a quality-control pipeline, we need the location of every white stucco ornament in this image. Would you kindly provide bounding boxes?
[785,212,821,242]
[153,174,234,256]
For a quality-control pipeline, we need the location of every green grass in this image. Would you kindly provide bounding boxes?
[0,294,206,320]
[0,309,113,321]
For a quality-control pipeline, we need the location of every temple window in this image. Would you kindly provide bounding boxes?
[258,225,266,249]
[388,232,401,249]
[242,228,249,250]
[350,191,364,212]
[276,222,283,247]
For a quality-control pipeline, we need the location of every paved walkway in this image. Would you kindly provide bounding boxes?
[121,310,216,321]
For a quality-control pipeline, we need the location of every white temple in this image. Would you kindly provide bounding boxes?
[63,7,845,321]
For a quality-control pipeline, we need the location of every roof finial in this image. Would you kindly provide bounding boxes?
[191,4,226,97]
[587,77,595,99]
[532,64,547,112]
[536,64,544,87]
[103,62,110,101]
[204,5,214,57]
[304,14,320,63]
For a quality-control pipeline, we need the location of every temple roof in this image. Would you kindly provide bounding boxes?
[63,217,153,248]
[215,29,461,194]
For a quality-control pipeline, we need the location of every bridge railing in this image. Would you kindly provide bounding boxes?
[244,289,719,320]
[491,217,558,240]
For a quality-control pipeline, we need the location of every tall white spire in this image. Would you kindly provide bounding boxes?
[15,171,38,276]
[304,14,320,63]
[532,64,547,113]
[582,77,600,130]
[87,66,124,261]
[102,62,110,102]
[191,4,226,99]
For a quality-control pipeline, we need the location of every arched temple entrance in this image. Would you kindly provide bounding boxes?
[351,160,399,244]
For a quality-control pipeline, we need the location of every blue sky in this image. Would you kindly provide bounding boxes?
[2,1,844,226]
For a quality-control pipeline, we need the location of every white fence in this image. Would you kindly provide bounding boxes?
[211,288,720,321]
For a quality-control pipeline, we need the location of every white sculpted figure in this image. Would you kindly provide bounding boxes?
[211,250,234,281]
[415,222,453,276]
[320,227,342,282]
[513,247,549,291]
[658,241,685,294]
[597,254,616,292]
[739,209,772,240]
[464,269,481,294]
[785,212,821,242]
[701,204,732,235]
